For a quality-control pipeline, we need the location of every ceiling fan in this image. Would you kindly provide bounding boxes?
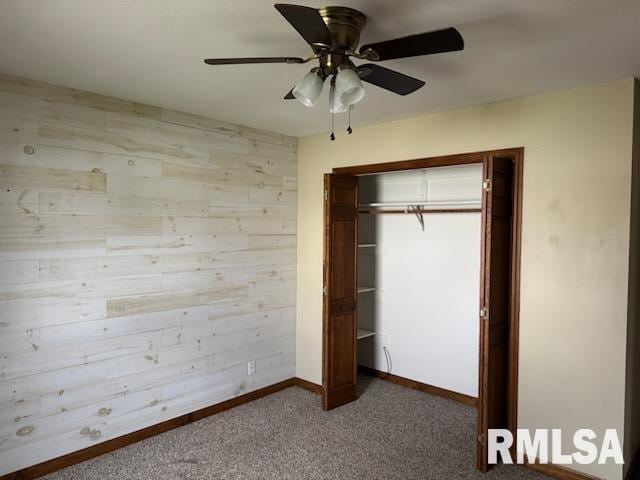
[204,4,464,139]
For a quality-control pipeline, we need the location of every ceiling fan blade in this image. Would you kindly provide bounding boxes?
[358,64,425,96]
[284,89,295,100]
[359,27,463,61]
[274,4,333,50]
[204,57,304,65]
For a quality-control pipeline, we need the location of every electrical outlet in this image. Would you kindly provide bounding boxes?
[375,332,389,347]
[247,359,256,376]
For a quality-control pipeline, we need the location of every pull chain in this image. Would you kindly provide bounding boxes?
[330,113,335,141]
[329,79,336,141]
[347,105,353,134]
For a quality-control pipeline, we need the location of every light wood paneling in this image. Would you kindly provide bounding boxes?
[0,143,162,178]
[0,73,162,119]
[0,297,107,331]
[0,91,108,132]
[160,108,239,136]
[0,237,106,261]
[39,191,209,217]
[107,174,249,203]
[249,186,297,205]
[0,73,297,476]
[0,212,163,237]
[0,274,163,301]
[38,123,209,165]
[106,285,248,318]
[105,234,248,256]
[0,260,39,286]
[248,234,297,250]
[0,118,37,144]
[162,162,283,188]
[38,253,212,281]
[0,164,106,192]
[0,187,38,205]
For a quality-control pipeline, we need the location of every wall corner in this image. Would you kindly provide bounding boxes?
[623,77,640,479]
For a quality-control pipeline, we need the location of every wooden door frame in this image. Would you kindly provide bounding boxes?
[325,147,524,444]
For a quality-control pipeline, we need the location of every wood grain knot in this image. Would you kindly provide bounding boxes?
[16,426,34,436]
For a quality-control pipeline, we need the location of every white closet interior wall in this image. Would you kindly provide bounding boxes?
[357,164,483,397]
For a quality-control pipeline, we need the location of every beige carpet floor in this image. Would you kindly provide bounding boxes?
[43,376,552,479]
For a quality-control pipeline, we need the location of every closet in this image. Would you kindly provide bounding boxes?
[355,164,483,398]
[321,149,522,472]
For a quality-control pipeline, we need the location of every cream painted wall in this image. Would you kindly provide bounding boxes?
[296,79,635,480]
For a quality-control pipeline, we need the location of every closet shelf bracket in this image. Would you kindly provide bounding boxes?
[407,205,425,231]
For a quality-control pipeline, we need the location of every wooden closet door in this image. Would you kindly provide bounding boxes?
[322,173,359,410]
[477,156,515,471]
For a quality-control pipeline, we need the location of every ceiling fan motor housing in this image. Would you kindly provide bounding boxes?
[318,6,366,73]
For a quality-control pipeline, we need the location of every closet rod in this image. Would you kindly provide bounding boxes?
[358,208,481,215]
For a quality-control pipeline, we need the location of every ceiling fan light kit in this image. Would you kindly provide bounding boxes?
[329,84,348,114]
[292,68,324,107]
[334,67,365,107]
[204,4,464,140]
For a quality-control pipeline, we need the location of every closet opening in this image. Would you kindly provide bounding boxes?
[321,148,523,472]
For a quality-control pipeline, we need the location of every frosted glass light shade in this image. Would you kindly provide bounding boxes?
[330,90,348,113]
[292,71,323,107]
[335,68,365,106]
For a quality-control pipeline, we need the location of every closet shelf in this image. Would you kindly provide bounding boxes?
[358,200,481,216]
[358,200,481,208]
[359,206,481,216]
[357,329,376,340]
[357,286,376,294]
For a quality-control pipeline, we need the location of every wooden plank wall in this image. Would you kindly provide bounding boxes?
[0,73,297,475]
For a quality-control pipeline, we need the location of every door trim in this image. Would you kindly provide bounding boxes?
[326,147,524,456]
[332,151,486,175]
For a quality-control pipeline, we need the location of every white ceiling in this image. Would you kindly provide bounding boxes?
[0,0,639,137]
